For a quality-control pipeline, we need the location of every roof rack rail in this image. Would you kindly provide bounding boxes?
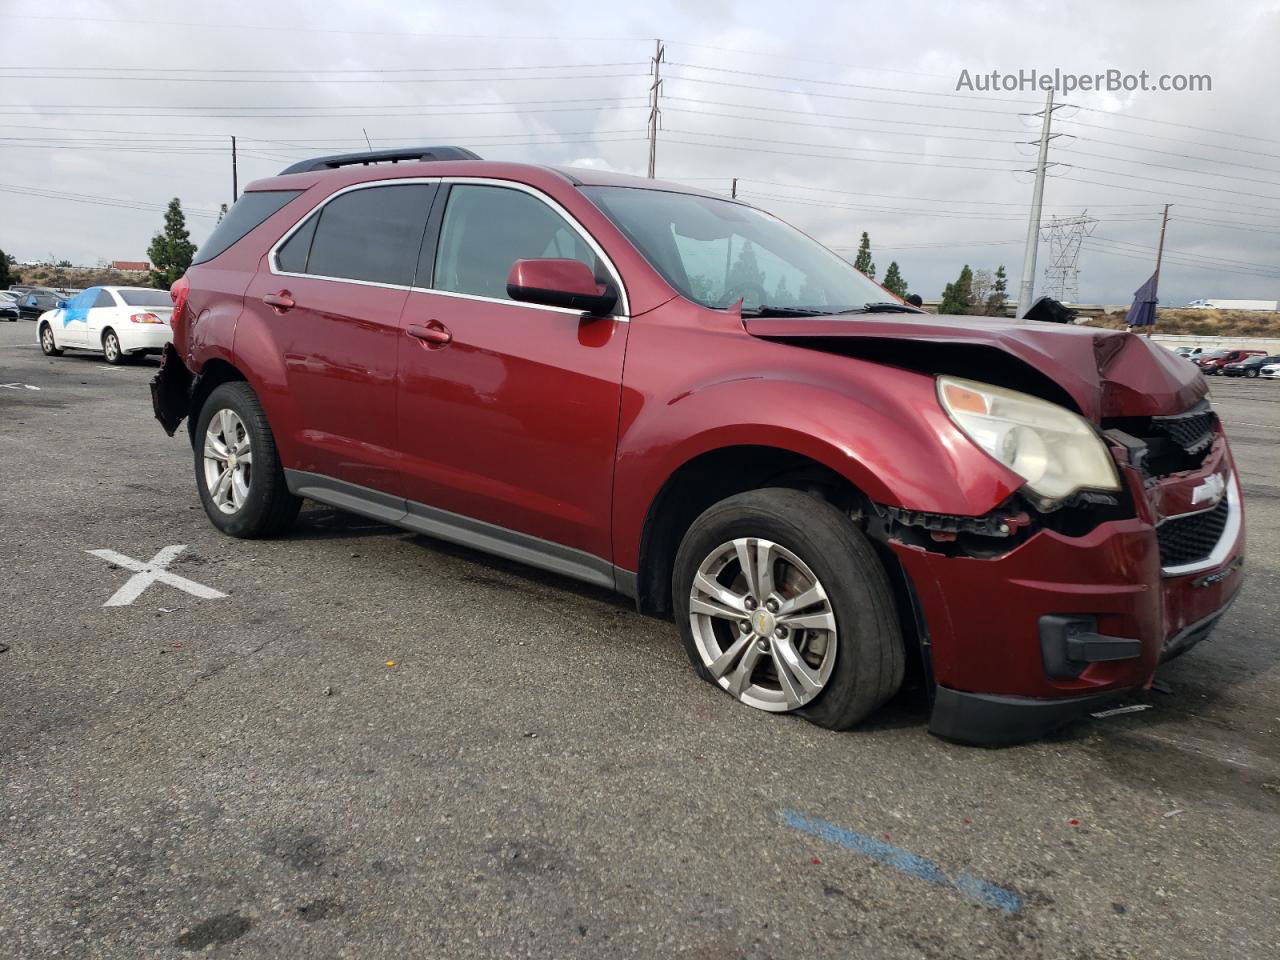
[279,145,482,175]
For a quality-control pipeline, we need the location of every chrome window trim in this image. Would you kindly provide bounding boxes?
[1161,471,1242,577]
[267,175,630,319]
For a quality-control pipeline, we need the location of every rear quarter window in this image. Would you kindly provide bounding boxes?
[192,190,302,265]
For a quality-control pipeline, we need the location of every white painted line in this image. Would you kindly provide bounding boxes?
[0,382,40,390]
[1090,703,1152,719]
[87,545,227,607]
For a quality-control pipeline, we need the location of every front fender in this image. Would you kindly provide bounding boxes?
[612,367,1023,571]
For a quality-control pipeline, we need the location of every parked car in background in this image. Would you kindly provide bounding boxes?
[149,145,1244,747]
[37,286,173,363]
[1196,349,1266,375]
[0,290,19,321]
[17,287,62,320]
[1173,346,1205,359]
[1260,362,1280,380]
[1222,354,1280,378]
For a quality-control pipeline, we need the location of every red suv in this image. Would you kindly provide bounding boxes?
[153,146,1245,746]
[1196,349,1266,375]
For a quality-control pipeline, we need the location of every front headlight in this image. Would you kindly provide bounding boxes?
[937,376,1120,506]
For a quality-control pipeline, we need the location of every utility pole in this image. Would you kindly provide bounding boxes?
[231,136,239,204]
[1147,203,1172,337]
[1154,203,1171,282]
[1016,87,1056,319]
[731,177,738,199]
[646,39,664,178]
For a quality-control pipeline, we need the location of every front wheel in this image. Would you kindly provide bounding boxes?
[194,382,301,538]
[673,488,904,731]
[39,323,62,356]
[1247,368,1259,378]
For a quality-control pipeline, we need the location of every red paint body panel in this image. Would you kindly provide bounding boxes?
[170,157,1246,723]
[395,290,627,559]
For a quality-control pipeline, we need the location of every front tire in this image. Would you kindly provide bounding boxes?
[1247,368,1259,378]
[194,382,301,538]
[39,323,62,356]
[673,488,904,731]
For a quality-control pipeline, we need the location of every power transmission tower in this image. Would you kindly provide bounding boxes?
[1041,212,1097,303]
[1015,88,1066,318]
[646,39,664,178]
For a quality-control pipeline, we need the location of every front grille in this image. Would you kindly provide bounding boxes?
[1105,400,1218,478]
[1157,497,1230,568]
[1151,404,1217,456]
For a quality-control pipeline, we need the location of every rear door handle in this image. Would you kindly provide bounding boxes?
[407,321,452,346]
[262,291,295,312]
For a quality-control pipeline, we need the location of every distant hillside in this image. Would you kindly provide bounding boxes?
[13,265,153,290]
[1080,308,1280,338]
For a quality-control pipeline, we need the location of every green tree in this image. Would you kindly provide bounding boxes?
[0,248,11,288]
[938,264,974,315]
[852,231,876,279]
[987,264,1008,315]
[147,198,197,289]
[727,240,766,301]
[882,261,907,298]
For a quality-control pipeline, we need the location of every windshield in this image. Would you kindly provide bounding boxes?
[117,288,172,307]
[581,186,890,313]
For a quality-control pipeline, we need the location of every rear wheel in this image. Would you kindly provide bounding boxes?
[39,323,62,356]
[673,488,904,731]
[102,329,124,365]
[194,382,300,538]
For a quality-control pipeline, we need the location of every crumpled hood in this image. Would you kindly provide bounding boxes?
[744,313,1206,422]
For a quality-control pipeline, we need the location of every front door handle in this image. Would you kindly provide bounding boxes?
[407,321,452,346]
[262,291,295,312]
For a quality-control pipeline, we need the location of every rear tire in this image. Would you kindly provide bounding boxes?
[39,322,62,356]
[102,329,124,365]
[672,488,904,731]
[194,382,301,538]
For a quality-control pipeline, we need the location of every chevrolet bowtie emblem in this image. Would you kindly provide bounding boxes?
[1191,474,1227,506]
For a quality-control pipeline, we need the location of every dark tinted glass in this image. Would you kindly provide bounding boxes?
[117,288,171,307]
[192,190,301,265]
[276,214,318,273]
[433,185,599,300]
[94,289,117,308]
[305,184,435,286]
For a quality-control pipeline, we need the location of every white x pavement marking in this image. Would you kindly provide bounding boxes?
[0,382,40,390]
[87,545,227,607]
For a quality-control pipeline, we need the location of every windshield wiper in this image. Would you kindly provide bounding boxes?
[738,305,837,318]
[836,302,925,315]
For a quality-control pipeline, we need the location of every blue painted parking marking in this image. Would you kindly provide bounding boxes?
[781,809,1024,914]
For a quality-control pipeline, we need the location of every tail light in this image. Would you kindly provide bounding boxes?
[169,274,191,330]
[130,312,163,324]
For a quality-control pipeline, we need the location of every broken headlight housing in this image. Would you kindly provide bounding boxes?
[937,376,1120,507]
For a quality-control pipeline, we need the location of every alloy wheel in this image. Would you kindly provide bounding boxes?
[202,409,252,515]
[104,333,119,362]
[41,326,53,353]
[687,537,838,712]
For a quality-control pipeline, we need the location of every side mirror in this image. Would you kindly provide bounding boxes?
[55,300,69,309]
[506,258,618,316]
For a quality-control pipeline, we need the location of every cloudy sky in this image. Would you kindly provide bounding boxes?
[2,0,1278,306]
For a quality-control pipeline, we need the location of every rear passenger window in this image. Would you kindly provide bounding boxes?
[276,215,318,274]
[433,185,602,301]
[302,184,435,286]
[93,289,116,308]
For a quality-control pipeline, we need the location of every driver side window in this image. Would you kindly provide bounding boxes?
[432,184,601,301]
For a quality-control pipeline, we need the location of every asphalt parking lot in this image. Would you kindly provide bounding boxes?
[2,320,1277,959]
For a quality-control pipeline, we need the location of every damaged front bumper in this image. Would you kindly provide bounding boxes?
[885,432,1245,747]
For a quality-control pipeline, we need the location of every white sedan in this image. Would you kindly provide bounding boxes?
[37,285,173,364]
[1261,363,1280,380]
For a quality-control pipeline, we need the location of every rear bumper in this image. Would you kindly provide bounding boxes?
[890,445,1245,746]
[117,324,171,353]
